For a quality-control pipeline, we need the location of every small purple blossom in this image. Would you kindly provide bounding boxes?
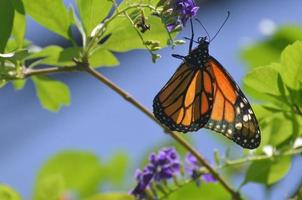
[162,0,199,32]
[185,153,217,185]
[174,0,199,24]
[130,148,181,199]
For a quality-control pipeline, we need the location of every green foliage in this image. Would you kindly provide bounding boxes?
[34,151,103,199]
[102,152,129,187]
[241,26,302,68]
[102,15,170,52]
[11,0,26,49]
[89,48,119,68]
[27,46,80,67]
[0,0,14,52]
[32,76,70,112]
[76,0,113,36]
[169,182,230,200]
[0,185,22,200]
[22,0,72,39]
[242,35,302,187]
[86,193,135,200]
[243,156,291,185]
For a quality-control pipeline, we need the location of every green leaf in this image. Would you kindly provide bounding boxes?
[35,151,103,198]
[32,76,70,112]
[102,15,170,52]
[0,0,15,52]
[241,26,302,68]
[76,0,113,36]
[5,39,31,53]
[27,46,80,67]
[34,174,66,200]
[244,64,281,96]
[243,156,291,185]
[11,0,26,49]
[86,193,134,200]
[12,79,26,90]
[279,41,302,90]
[103,152,128,187]
[268,156,291,185]
[89,48,119,68]
[0,185,22,200]
[23,0,72,39]
[169,182,230,200]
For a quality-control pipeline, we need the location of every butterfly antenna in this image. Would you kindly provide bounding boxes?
[188,18,194,53]
[210,11,230,42]
[195,18,211,41]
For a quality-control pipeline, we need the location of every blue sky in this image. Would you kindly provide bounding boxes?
[1,0,302,199]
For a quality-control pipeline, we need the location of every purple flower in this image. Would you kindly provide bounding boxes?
[130,148,181,199]
[174,0,199,24]
[161,0,199,32]
[185,153,217,185]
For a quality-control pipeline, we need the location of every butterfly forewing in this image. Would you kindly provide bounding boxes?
[153,63,214,132]
[205,57,261,149]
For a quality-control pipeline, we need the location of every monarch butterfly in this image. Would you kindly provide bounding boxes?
[153,16,261,149]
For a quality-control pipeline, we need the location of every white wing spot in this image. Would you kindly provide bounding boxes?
[248,114,252,120]
[236,107,241,114]
[248,109,253,114]
[243,115,249,122]
[240,102,244,108]
[235,123,242,129]
[227,129,232,134]
[243,98,248,103]
[244,139,247,143]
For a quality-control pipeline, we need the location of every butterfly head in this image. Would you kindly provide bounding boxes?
[197,36,210,48]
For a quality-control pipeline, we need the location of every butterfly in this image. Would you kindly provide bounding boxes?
[153,18,261,149]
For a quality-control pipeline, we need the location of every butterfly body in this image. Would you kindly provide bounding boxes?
[153,38,261,149]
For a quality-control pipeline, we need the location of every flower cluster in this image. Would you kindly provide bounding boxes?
[158,0,199,32]
[131,148,180,199]
[130,148,216,200]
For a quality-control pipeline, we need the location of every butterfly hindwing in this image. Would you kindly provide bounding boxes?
[153,63,215,132]
[205,57,261,149]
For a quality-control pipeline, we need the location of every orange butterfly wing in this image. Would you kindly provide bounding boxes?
[205,57,261,149]
[153,63,214,132]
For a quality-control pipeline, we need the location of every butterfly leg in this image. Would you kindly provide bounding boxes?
[172,54,186,60]
[188,18,194,53]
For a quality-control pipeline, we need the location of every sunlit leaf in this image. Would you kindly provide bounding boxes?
[0,0,14,52]
[34,174,66,200]
[279,41,302,90]
[32,76,70,112]
[76,0,112,36]
[11,0,26,49]
[27,46,80,67]
[89,48,119,68]
[103,152,128,187]
[244,64,281,96]
[12,79,26,90]
[243,156,291,185]
[169,182,230,200]
[23,0,72,39]
[102,15,169,52]
[241,26,302,68]
[0,185,22,200]
[86,193,134,200]
[34,151,103,198]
